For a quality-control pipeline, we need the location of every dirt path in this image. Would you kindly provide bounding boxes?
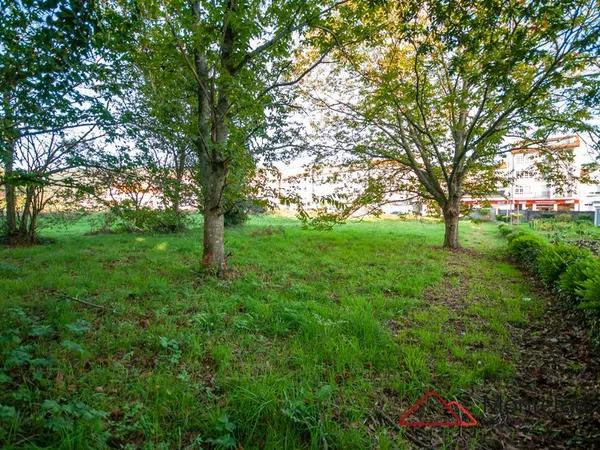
[481,286,600,449]
[396,248,600,449]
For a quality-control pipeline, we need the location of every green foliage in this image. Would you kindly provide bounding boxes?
[505,228,528,244]
[112,205,187,234]
[555,214,573,222]
[501,225,600,338]
[92,201,189,234]
[158,336,182,366]
[578,269,600,337]
[578,270,600,313]
[304,0,600,248]
[0,262,21,279]
[536,244,590,289]
[528,217,600,257]
[508,234,549,270]
[0,217,539,447]
[498,223,513,237]
[224,204,250,228]
[206,414,237,449]
[559,256,600,302]
[0,307,103,446]
[0,0,115,135]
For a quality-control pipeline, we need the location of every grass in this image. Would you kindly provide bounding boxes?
[0,216,542,449]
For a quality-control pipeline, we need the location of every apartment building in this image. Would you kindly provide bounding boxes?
[267,164,422,216]
[465,135,600,213]
[270,135,600,217]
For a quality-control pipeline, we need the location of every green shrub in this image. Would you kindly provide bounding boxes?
[505,228,528,244]
[92,201,188,234]
[555,213,573,222]
[575,215,593,224]
[559,256,600,302]
[498,224,513,237]
[113,205,187,233]
[223,199,266,227]
[508,234,549,270]
[536,244,590,289]
[224,203,249,227]
[578,269,600,335]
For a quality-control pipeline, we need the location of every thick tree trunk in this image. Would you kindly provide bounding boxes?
[442,203,460,249]
[200,159,227,275]
[202,200,226,276]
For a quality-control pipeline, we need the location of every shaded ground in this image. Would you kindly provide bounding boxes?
[480,283,600,449]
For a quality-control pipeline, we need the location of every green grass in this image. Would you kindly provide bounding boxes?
[0,217,541,448]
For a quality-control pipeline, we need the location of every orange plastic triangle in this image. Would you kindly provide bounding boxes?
[398,390,478,428]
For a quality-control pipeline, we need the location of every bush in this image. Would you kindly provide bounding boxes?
[498,223,513,237]
[505,228,528,244]
[536,244,589,289]
[578,270,600,332]
[575,215,593,224]
[559,256,600,302]
[223,199,266,227]
[500,227,600,339]
[555,213,573,222]
[224,203,249,227]
[114,205,187,233]
[508,234,549,270]
[91,201,188,234]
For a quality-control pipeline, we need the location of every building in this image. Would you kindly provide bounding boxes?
[465,135,600,214]
[267,163,424,216]
[269,135,599,217]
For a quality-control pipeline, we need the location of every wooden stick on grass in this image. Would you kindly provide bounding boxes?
[61,294,107,310]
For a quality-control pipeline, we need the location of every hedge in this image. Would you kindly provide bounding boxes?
[559,256,600,302]
[507,233,549,271]
[536,244,590,289]
[499,224,600,336]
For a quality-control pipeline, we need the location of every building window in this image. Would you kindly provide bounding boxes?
[514,153,525,166]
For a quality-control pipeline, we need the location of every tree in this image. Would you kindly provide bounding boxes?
[9,126,101,243]
[303,0,600,248]
[120,88,199,224]
[1,0,119,243]
[116,0,344,276]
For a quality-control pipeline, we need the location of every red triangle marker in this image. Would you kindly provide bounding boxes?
[398,390,478,428]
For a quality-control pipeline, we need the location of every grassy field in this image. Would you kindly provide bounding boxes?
[0,217,542,449]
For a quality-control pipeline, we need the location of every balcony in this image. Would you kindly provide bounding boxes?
[514,190,552,199]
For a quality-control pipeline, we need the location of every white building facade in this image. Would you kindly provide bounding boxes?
[270,135,600,217]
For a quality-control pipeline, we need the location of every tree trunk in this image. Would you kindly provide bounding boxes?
[4,181,17,239]
[442,203,460,249]
[202,199,226,276]
[3,140,17,240]
[193,0,233,277]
